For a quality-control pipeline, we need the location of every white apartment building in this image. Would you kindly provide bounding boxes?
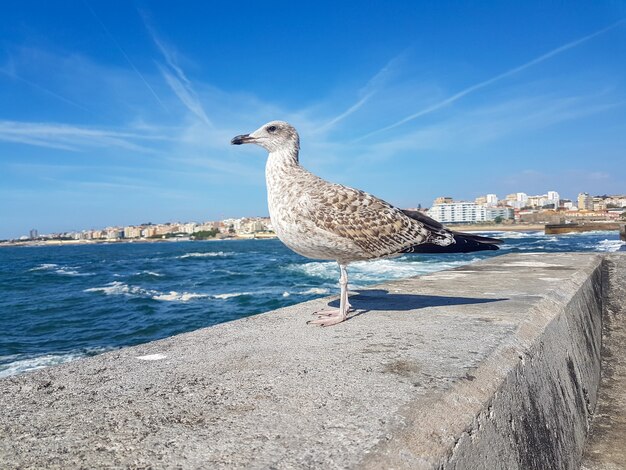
[428,202,487,224]
[505,192,528,209]
[180,223,197,234]
[546,191,560,206]
[485,207,514,221]
[486,194,498,206]
[105,228,122,239]
[123,226,142,239]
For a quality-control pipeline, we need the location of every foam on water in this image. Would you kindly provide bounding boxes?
[301,287,330,295]
[595,239,625,252]
[177,251,234,259]
[137,271,164,277]
[489,231,544,239]
[212,292,251,299]
[29,263,92,276]
[152,291,208,302]
[29,263,58,271]
[55,267,93,276]
[287,257,482,283]
[84,282,207,302]
[85,281,142,296]
[0,348,111,378]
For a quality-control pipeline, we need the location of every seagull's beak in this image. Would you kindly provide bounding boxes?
[231,134,255,145]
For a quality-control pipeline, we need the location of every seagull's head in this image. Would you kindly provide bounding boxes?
[231,121,299,153]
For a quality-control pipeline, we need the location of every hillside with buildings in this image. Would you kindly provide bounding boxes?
[7,192,626,245]
[426,192,626,225]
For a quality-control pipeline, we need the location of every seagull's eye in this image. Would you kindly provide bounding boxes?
[267,125,277,133]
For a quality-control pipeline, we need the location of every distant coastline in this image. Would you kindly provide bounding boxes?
[0,225,543,248]
[0,233,279,248]
[4,223,622,248]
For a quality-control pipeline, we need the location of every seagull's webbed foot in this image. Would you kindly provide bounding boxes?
[311,308,341,317]
[307,309,345,327]
[310,300,353,316]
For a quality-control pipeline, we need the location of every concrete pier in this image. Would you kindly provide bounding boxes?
[0,253,622,469]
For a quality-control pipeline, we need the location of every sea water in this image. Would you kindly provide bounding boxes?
[0,231,623,377]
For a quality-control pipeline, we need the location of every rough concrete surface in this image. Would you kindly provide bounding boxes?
[0,253,608,469]
[581,253,626,470]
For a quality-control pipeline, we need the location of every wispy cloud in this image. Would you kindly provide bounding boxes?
[316,92,374,133]
[157,64,212,127]
[350,91,626,164]
[142,17,213,127]
[83,1,168,111]
[0,66,95,115]
[316,53,406,133]
[0,121,168,152]
[361,19,626,139]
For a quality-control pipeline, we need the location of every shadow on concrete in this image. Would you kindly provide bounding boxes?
[328,289,508,318]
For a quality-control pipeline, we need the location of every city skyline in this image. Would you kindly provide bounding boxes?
[1,2,625,239]
[7,189,625,241]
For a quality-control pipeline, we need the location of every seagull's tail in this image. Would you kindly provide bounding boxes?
[402,232,502,254]
[399,209,503,253]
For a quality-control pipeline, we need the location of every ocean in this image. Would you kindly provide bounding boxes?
[1,230,623,378]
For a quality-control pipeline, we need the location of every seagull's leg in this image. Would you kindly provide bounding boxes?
[339,263,350,314]
[308,264,349,327]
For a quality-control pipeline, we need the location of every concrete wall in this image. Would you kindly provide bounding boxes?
[581,254,626,469]
[0,253,618,469]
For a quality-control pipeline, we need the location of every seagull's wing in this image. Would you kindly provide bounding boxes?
[302,178,453,258]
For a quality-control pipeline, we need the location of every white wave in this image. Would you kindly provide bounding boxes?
[85,282,206,302]
[55,267,93,276]
[300,287,330,295]
[212,292,251,299]
[29,263,58,271]
[29,263,92,276]
[560,230,617,237]
[282,291,290,297]
[55,268,80,275]
[152,291,208,302]
[0,348,111,378]
[136,271,164,277]
[490,231,544,239]
[287,257,482,283]
[85,281,141,296]
[177,251,233,259]
[595,239,625,252]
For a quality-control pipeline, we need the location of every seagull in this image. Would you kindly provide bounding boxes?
[231,121,502,326]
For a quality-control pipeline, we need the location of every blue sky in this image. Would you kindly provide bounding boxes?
[1,1,625,239]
